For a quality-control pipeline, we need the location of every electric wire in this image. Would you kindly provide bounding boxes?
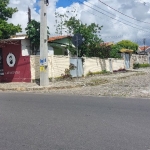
[82,0,150,30]
[98,0,150,25]
[67,0,150,33]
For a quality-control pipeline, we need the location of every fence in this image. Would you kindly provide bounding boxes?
[83,57,125,76]
[30,55,125,80]
[130,54,148,68]
[30,55,70,80]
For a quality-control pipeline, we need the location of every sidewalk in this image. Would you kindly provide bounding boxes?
[0,81,82,92]
[0,68,147,92]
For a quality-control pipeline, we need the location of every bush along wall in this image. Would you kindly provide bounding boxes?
[133,63,150,69]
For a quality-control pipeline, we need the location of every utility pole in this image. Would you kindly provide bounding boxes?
[28,7,31,23]
[143,38,146,53]
[40,0,49,86]
[76,35,79,78]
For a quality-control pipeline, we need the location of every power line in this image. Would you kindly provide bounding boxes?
[82,1,150,31]
[73,0,150,33]
[85,10,150,36]
[98,0,150,25]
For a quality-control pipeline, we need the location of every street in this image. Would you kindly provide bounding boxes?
[0,92,150,150]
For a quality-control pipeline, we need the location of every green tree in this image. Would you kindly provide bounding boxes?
[90,44,112,58]
[117,40,138,53]
[110,44,122,58]
[0,0,22,39]
[109,40,138,58]
[55,8,77,35]
[25,20,50,55]
[55,12,68,35]
[64,17,103,57]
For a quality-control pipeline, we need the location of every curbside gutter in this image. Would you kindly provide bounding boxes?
[0,85,83,92]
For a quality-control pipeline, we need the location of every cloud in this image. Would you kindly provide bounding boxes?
[8,0,150,45]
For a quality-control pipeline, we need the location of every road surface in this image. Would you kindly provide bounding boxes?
[0,92,150,150]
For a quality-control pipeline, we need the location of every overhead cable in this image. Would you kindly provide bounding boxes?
[99,0,150,25]
[75,0,150,33]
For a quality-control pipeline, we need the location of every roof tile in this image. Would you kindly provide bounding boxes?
[48,35,71,42]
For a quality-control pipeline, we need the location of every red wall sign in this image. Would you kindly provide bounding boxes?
[0,41,31,82]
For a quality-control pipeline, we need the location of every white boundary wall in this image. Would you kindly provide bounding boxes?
[83,57,125,76]
[30,55,125,80]
[30,55,70,80]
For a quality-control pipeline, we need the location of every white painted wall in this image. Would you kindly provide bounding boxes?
[83,57,125,76]
[35,45,54,55]
[48,45,54,55]
[30,56,125,80]
[30,55,70,79]
[21,39,30,56]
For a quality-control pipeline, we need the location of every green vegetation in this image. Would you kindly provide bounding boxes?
[55,12,139,58]
[64,17,103,57]
[0,0,22,39]
[110,44,122,58]
[133,63,150,69]
[25,20,50,55]
[86,70,110,76]
[117,40,138,53]
[55,11,103,57]
[109,40,138,58]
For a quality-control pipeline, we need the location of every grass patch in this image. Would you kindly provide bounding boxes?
[86,70,110,76]
[133,63,150,69]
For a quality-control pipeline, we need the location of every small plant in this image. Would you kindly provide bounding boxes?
[139,63,150,68]
[86,71,94,76]
[86,70,110,76]
[133,63,150,69]
[101,70,108,74]
[61,63,76,79]
[69,63,76,70]
[61,69,72,79]
[133,63,139,69]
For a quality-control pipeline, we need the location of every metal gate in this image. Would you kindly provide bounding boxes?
[124,53,130,69]
[148,52,150,64]
[70,57,83,77]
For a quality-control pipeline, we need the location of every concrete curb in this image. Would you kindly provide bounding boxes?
[0,85,83,92]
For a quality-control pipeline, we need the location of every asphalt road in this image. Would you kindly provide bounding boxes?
[0,93,150,150]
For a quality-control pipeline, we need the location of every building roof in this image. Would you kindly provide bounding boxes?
[100,42,114,46]
[48,35,71,42]
[138,46,150,51]
[120,48,133,53]
[10,34,28,40]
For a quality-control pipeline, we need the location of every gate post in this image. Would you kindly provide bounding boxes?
[108,58,113,73]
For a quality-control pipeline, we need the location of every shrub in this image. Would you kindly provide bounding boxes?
[61,69,72,79]
[139,63,150,68]
[133,63,150,69]
[133,63,140,69]
[86,70,110,76]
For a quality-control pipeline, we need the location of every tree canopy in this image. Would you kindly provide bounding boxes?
[25,19,50,55]
[54,12,138,58]
[117,40,138,53]
[0,0,22,39]
[109,44,122,58]
[54,12,103,57]
[64,17,103,57]
[108,40,138,58]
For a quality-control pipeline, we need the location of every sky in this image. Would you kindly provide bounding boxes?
[8,0,150,45]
